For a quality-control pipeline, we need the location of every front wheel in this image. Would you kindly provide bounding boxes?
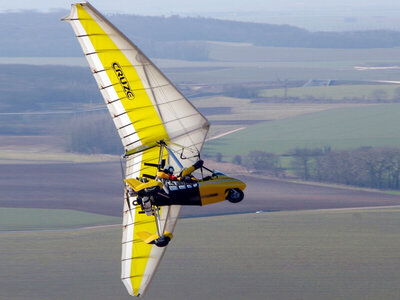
[154,235,171,247]
[226,188,244,203]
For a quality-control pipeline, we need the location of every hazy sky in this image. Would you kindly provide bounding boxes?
[2,0,400,14]
[3,0,400,31]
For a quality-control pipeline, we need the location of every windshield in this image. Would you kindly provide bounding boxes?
[212,170,226,176]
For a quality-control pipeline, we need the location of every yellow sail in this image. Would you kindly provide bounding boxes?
[63,2,209,297]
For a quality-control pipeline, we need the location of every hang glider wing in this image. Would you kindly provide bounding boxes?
[63,2,209,297]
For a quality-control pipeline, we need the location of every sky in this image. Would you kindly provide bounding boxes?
[2,0,400,31]
[3,0,400,14]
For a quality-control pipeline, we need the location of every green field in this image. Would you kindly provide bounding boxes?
[259,84,400,100]
[204,103,400,155]
[1,208,399,299]
[0,208,119,231]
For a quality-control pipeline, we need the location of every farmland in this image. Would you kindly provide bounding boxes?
[259,84,400,101]
[0,208,119,231]
[3,8,400,300]
[2,16,400,300]
[204,103,400,155]
[1,208,399,300]
[3,160,400,220]
[167,43,400,83]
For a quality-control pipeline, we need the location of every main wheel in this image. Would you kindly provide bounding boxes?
[226,188,244,203]
[154,235,171,247]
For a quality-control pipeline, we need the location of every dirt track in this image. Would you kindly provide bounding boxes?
[2,162,400,217]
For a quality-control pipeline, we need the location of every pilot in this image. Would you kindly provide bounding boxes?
[157,165,177,181]
[156,159,204,183]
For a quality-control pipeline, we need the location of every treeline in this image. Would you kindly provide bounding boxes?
[230,147,400,190]
[291,147,400,189]
[252,87,400,103]
[0,65,99,113]
[63,113,123,155]
[3,11,400,59]
[0,11,209,60]
[208,151,284,177]
[108,15,400,49]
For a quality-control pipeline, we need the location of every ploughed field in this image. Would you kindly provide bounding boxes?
[2,162,400,218]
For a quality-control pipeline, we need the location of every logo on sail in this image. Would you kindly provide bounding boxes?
[112,62,135,100]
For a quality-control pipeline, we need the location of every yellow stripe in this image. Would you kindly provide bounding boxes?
[76,5,169,296]
[76,5,168,149]
[130,148,161,294]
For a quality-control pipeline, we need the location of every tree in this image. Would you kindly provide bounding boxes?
[232,155,242,165]
[216,152,223,162]
[244,151,280,175]
[393,87,400,102]
[64,113,123,154]
[290,148,323,180]
[310,146,400,189]
[372,89,387,101]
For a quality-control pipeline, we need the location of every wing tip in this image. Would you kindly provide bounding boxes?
[61,1,91,21]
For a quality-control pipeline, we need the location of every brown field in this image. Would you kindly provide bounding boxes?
[2,162,400,217]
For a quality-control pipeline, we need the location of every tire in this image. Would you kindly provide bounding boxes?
[226,188,244,203]
[154,235,171,247]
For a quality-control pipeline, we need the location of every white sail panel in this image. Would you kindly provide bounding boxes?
[136,57,209,153]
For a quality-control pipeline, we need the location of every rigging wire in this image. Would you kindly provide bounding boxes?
[120,155,135,222]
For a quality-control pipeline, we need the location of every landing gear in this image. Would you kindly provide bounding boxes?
[141,196,153,216]
[226,188,244,203]
[137,183,161,216]
[136,200,173,247]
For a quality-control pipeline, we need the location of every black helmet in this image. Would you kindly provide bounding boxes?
[164,165,174,175]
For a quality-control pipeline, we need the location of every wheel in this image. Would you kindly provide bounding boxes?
[154,235,171,247]
[226,188,244,203]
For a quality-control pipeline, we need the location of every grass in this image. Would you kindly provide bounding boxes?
[194,96,363,140]
[0,208,120,231]
[204,103,400,155]
[0,207,399,299]
[259,84,400,100]
[195,96,355,120]
[0,135,120,164]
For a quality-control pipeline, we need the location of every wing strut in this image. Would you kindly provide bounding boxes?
[164,144,184,170]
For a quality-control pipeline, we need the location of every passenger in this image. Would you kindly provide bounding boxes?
[178,159,203,182]
[127,186,136,197]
